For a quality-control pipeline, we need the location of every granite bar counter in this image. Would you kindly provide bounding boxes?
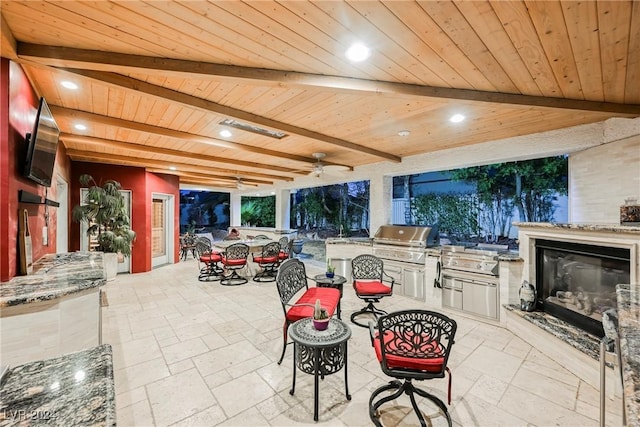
[0,252,106,366]
[0,344,115,426]
[616,283,640,426]
[0,252,105,307]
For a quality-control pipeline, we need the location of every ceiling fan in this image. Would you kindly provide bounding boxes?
[308,153,350,178]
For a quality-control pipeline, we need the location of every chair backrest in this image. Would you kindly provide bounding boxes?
[254,234,270,239]
[224,242,249,260]
[278,236,289,249]
[194,236,212,255]
[352,254,385,281]
[259,241,281,260]
[275,259,309,306]
[376,310,457,377]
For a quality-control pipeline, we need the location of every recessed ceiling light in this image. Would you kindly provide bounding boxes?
[219,129,232,138]
[61,81,78,90]
[450,114,465,123]
[74,124,87,130]
[345,43,370,62]
[398,130,411,137]
[169,166,177,171]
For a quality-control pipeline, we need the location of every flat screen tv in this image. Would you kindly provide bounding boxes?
[24,97,60,187]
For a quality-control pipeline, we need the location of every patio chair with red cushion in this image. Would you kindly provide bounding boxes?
[275,258,341,365]
[220,242,250,286]
[252,241,281,282]
[350,254,396,328]
[195,236,222,281]
[368,309,457,427]
[278,237,292,261]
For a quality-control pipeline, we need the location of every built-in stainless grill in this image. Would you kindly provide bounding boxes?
[441,244,506,276]
[371,225,439,301]
[441,243,508,320]
[372,225,438,265]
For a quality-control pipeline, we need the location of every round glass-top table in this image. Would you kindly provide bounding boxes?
[288,317,352,421]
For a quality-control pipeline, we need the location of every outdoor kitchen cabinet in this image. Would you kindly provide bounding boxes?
[384,261,425,301]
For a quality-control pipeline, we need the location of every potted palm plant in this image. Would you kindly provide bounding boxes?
[72,174,136,281]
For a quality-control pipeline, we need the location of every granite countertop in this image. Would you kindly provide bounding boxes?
[616,284,640,425]
[0,252,105,308]
[514,222,640,233]
[325,237,373,246]
[0,344,115,426]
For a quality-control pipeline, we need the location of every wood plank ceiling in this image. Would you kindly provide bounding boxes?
[2,1,639,190]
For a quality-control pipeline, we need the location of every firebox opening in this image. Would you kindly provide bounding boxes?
[535,239,630,338]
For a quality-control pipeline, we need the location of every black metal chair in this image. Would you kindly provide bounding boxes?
[278,237,292,261]
[275,259,341,365]
[195,237,222,281]
[350,254,395,328]
[254,234,270,239]
[220,243,250,286]
[252,241,281,282]
[369,310,457,427]
[179,234,197,261]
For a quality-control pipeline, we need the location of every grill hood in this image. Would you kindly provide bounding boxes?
[373,225,439,248]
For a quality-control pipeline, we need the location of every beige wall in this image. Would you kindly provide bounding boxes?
[569,134,640,223]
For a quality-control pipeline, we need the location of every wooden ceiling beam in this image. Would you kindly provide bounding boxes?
[51,105,319,164]
[0,14,17,60]
[19,43,640,116]
[66,149,273,184]
[57,67,397,162]
[149,169,271,185]
[60,133,298,180]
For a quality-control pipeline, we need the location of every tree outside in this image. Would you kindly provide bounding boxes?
[291,181,369,237]
[398,156,568,245]
[241,195,276,227]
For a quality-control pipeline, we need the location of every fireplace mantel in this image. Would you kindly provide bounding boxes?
[514,222,640,285]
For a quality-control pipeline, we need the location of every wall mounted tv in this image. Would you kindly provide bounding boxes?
[24,97,60,187]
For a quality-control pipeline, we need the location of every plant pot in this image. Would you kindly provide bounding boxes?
[291,239,304,255]
[325,272,335,278]
[313,318,330,331]
[104,252,118,281]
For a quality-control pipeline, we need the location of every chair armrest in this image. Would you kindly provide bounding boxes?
[382,270,395,286]
[368,321,377,346]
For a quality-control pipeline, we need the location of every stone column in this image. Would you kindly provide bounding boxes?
[275,189,291,230]
[230,192,242,227]
[369,174,393,235]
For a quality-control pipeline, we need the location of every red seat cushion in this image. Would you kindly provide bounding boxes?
[354,280,392,296]
[278,252,289,260]
[254,256,278,263]
[373,330,444,372]
[200,253,222,263]
[286,287,340,322]
[222,257,247,266]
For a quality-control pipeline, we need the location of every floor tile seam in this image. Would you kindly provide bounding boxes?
[165,403,221,427]
[145,367,221,425]
[497,380,587,421]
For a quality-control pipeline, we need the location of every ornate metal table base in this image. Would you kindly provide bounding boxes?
[288,318,352,421]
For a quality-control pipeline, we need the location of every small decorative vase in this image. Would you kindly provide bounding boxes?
[313,318,330,331]
[325,271,335,278]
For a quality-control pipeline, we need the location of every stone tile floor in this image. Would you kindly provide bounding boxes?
[103,258,623,426]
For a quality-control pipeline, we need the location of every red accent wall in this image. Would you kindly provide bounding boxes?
[146,171,181,270]
[1,59,71,281]
[69,164,180,274]
[1,59,180,281]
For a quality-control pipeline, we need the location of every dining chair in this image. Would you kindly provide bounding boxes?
[368,309,457,427]
[220,242,250,286]
[350,254,396,328]
[195,237,222,281]
[275,259,340,364]
[252,241,281,282]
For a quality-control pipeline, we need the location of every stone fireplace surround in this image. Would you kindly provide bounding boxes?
[505,222,640,393]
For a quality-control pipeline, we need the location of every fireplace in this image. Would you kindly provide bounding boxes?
[535,239,630,337]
